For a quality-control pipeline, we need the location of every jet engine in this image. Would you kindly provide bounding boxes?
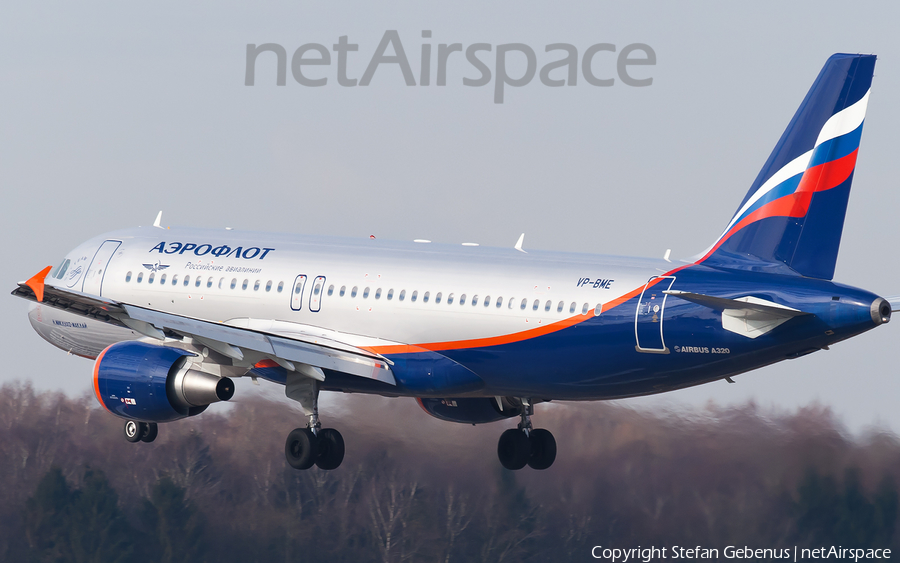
[93,340,234,423]
[416,397,522,424]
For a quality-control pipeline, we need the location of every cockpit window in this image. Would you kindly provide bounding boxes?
[54,259,70,280]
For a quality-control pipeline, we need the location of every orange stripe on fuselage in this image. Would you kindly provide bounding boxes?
[361,264,691,356]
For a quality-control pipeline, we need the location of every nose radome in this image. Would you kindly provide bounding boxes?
[871,298,891,325]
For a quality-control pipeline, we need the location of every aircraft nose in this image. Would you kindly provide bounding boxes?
[871,298,891,326]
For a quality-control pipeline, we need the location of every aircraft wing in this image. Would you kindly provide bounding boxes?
[12,278,396,385]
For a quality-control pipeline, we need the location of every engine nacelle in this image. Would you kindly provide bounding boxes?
[93,341,234,423]
[416,397,522,424]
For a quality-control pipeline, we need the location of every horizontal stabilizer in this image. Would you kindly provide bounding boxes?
[664,290,811,339]
[886,296,900,313]
[664,291,809,317]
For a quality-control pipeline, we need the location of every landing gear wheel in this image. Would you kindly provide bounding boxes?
[285,428,318,470]
[498,429,531,470]
[527,428,556,470]
[140,422,158,443]
[124,420,143,443]
[315,428,345,470]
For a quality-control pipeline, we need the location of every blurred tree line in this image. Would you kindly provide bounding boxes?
[0,381,897,562]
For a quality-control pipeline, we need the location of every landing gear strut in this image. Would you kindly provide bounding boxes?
[123,420,158,443]
[283,373,344,471]
[497,399,556,470]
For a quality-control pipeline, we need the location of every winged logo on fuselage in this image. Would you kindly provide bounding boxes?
[142,262,170,273]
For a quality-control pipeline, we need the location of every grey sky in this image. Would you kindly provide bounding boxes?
[2,1,899,433]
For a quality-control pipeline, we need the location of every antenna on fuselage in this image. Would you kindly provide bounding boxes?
[514,233,526,253]
[153,211,164,229]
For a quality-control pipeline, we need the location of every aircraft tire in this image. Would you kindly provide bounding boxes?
[285,428,318,470]
[498,429,530,470]
[140,422,159,443]
[315,428,345,470]
[124,420,144,443]
[527,428,556,470]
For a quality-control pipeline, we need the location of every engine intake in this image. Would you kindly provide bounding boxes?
[93,341,233,423]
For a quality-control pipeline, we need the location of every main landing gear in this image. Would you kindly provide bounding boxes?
[497,399,556,470]
[123,420,158,443]
[283,373,344,471]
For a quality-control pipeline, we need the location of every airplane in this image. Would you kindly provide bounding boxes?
[13,53,898,471]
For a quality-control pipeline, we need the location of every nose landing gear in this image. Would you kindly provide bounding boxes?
[496,399,556,470]
[123,420,158,443]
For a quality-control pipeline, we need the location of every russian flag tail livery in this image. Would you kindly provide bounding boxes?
[699,54,875,280]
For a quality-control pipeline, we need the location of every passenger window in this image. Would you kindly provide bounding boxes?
[569,302,576,314]
[137,272,143,283]
[125,271,132,282]
[447,293,454,305]
[218,278,224,289]
[340,285,346,297]
[327,285,334,296]
[159,274,166,285]
[184,276,190,287]
[411,290,418,302]
[520,298,527,310]
[374,288,381,299]
[533,299,540,311]
[436,292,442,304]
[242,279,249,290]
[582,303,589,315]
[496,297,502,308]
[231,279,237,290]
[545,300,551,312]
[460,294,467,305]
[277,281,284,293]
[399,290,405,301]
[483,295,490,307]
[351,286,358,298]
[314,284,321,295]
[508,297,514,309]
[595,304,602,316]
[387,289,393,300]
[170,275,177,286]
[254,280,261,291]
[472,295,478,306]
[266,280,272,292]
[195,277,201,288]
[363,287,370,298]
[149,273,155,284]
[423,291,430,303]
[557,301,564,313]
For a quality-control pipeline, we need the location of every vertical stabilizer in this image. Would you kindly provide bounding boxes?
[699,54,875,279]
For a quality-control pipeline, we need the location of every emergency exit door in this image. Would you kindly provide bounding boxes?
[290,275,307,311]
